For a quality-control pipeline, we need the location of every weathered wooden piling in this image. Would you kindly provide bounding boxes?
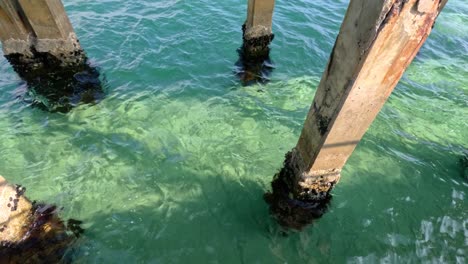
[0,0,103,112]
[265,0,447,229]
[0,175,82,262]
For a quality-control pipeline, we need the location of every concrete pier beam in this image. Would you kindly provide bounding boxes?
[265,0,447,229]
[0,175,83,262]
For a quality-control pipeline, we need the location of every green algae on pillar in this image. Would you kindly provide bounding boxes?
[265,0,448,230]
[242,0,275,59]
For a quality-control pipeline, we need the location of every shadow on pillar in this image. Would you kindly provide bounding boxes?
[263,151,334,231]
[5,49,106,113]
[234,25,275,86]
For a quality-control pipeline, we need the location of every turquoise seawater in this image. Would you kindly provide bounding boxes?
[1,0,467,263]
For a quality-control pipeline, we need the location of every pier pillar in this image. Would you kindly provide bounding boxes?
[265,0,447,229]
[0,0,85,73]
[243,0,275,59]
[0,176,32,245]
[236,0,275,85]
[0,0,103,112]
[0,176,82,262]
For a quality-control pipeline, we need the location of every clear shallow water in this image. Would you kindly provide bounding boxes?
[0,0,467,263]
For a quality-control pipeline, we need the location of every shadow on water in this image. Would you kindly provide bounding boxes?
[0,126,271,261]
[3,94,464,261]
[7,136,464,262]
[458,150,468,180]
[59,168,277,262]
[7,55,107,113]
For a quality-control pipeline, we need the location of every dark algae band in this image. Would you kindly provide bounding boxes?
[5,51,105,113]
[264,152,334,230]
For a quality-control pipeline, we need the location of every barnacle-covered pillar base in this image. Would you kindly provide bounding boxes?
[264,150,339,230]
[0,176,83,262]
[0,0,104,112]
[236,0,275,85]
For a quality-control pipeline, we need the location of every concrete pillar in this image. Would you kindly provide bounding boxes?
[0,175,82,262]
[265,0,447,229]
[243,0,275,58]
[237,0,275,85]
[0,0,31,55]
[0,175,32,244]
[0,0,103,112]
[242,0,275,58]
[0,0,85,70]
